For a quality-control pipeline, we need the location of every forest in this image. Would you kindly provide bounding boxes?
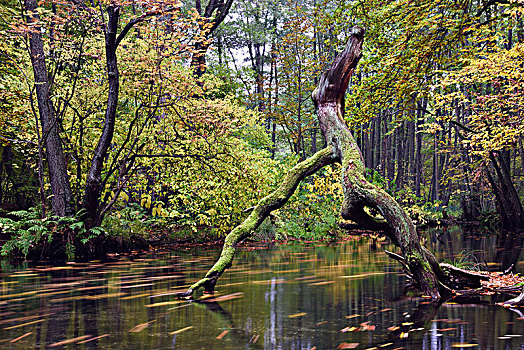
[1,0,524,348]
[0,0,521,253]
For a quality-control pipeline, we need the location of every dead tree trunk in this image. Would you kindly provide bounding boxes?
[180,27,473,300]
[311,27,441,299]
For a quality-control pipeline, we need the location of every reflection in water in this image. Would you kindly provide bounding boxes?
[496,232,524,272]
[0,227,522,349]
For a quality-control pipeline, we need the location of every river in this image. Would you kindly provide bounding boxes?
[0,226,522,349]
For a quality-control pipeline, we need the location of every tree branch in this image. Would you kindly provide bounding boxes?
[115,6,180,48]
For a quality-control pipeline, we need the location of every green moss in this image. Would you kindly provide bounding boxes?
[185,147,336,295]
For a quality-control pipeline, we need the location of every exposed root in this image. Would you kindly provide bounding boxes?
[499,288,524,307]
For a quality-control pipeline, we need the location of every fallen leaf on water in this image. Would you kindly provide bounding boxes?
[444,319,462,324]
[379,343,393,348]
[146,301,184,308]
[252,279,287,285]
[121,284,154,289]
[316,321,328,326]
[0,313,53,325]
[341,326,358,332]
[337,342,359,349]
[4,319,45,330]
[208,292,243,302]
[0,291,37,299]
[198,293,221,300]
[294,275,317,280]
[50,296,85,303]
[346,314,360,319]
[216,330,229,339]
[34,266,73,272]
[121,293,151,300]
[273,269,300,274]
[77,334,110,344]
[308,281,335,286]
[288,312,307,318]
[169,326,193,335]
[388,326,400,331]
[451,343,478,348]
[49,335,91,347]
[400,332,409,339]
[438,328,457,332]
[10,332,32,343]
[339,272,386,279]
[129,321,155,332]
[10,274,37,278]
[217,282,245,288]
[401,322,414,326]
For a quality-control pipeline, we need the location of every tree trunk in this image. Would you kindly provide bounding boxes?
[415,100,425,199]
[395,120,405,191]
[486,150,524,232]
[312,28,441,298]
[190,0,234,78]
[181,27,445,299]
[24,0,73,217]
[190,40,211,78]
[83,6,120,229]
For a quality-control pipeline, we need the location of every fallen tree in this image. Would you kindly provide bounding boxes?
[178,27,524,304]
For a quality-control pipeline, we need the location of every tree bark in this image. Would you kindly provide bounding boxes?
[191,0,234,78]
[312,27,441,298]
[486,150,524,232]
[83,6,120,228]
[24,0,73,217]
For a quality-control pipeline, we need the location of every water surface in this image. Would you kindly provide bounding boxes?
[0,228,523,349]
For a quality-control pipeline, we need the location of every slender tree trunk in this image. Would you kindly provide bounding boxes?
[381,117,388,178]
[387,117,395,185]
[375,116,381,173]
[83,6,120,228]
[369,120,375,170]
[415,100,425,199]
[395,120,405,190]
[24,0,73,217]
[486,151,524,232]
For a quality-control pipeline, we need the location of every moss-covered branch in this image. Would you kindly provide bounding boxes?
[181,147,337,296]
